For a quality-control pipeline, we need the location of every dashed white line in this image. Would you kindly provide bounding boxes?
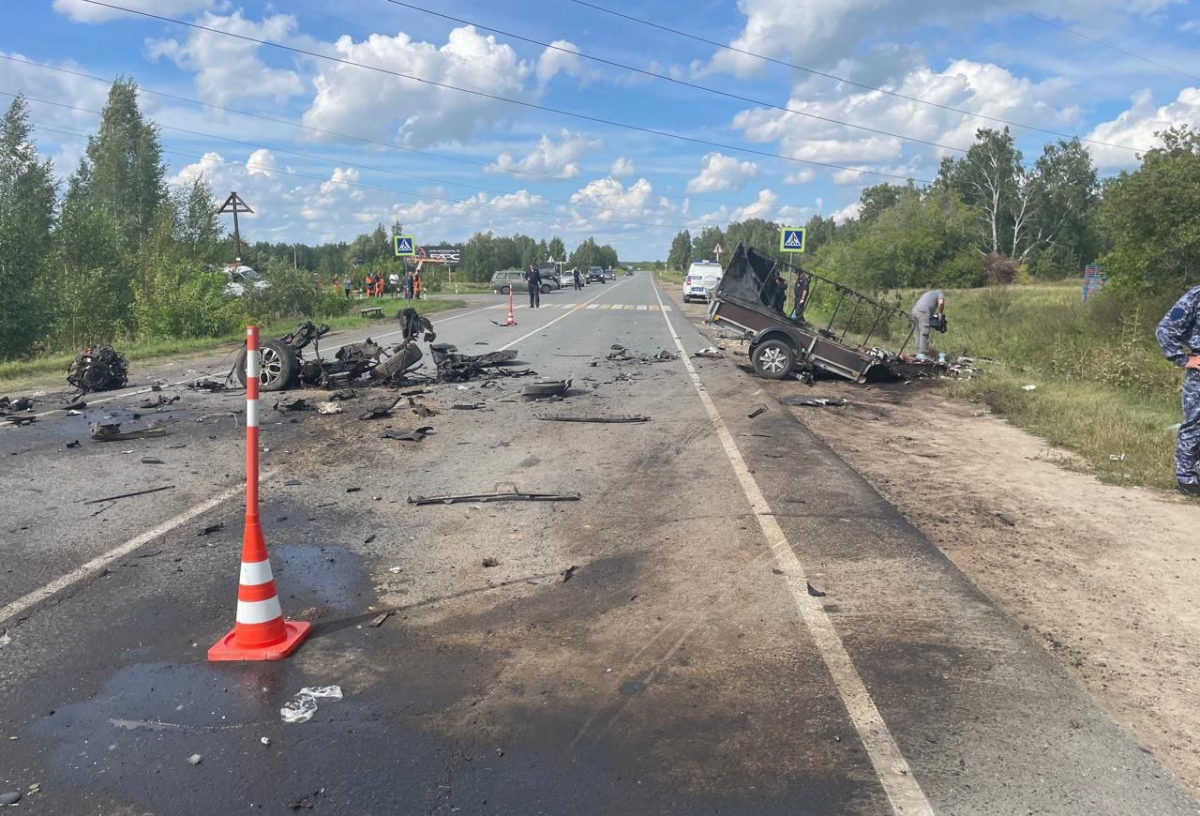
[650,281,936,816]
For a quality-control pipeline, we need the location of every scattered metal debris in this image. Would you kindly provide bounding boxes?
[67,345,128,392]
[995,513,1017,527]
[779,396,847,407]
[274,398,312,412]
[328,389,358,401]
[198,523,224,536]
[196,412,238,424]
[187,754,203,766]
[316,402,343,415]
[693,347,725,359]
[806,581,827,598]
[66,440,80,448]
[482,557,500,568]
[82,485,175,505]
[283,479,302,486]
[655,349,679,361]
[364,534,376,544]
[748,405,767,419]
[3,415,36,426]
[521,378,571,399]
[561,565,579,583]
[452,403,484,410]
[90,422,167,442]
[188,379,227,392]
[538,415,650,424]
[379,426,433,442]
[138,395,180,409]
[408,487,580,506]
[140,457,164,465]
[358,397,404,420]
[369,611,392,628]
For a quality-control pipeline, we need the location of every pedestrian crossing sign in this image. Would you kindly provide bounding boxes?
[780,227,806,253]
[393,235,415,257]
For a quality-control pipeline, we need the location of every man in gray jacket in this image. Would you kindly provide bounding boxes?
[1156,284,1200,496]
[911,289,945,360]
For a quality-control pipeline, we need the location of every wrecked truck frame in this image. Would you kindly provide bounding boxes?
[708,242,914,383]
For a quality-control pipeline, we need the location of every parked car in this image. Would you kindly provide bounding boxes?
[682,260,722,303]
[490,269,555,295]
[538,264,561,291]
[586,266,606,283]
[223,265,269,297]
[603,268,616,281]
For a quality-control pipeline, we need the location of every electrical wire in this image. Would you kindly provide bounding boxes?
[75,0,935,183]
[560,0,1150,155]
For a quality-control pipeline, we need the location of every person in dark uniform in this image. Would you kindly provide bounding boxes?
[1157,284,1200,496]
[524,263,542,308]
[573,267,583,291]
[769,270,787,313]
[792,270,810,322]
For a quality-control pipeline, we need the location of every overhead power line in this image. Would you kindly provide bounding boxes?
[380,0,980,158]
[561,0,1148,155]
[0,53,749,214]
[76,0,934,183]
[10,94,743,235]
[986,0,1200,84]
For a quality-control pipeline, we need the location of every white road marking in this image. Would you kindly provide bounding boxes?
[0,475,274,627]
[650,282,936,816]
[494,280,630,352]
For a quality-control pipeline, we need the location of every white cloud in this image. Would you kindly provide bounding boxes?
[831,201,863,223]
[53,0,218,23]
[610,156,636,178]
[686,152,760,194]
[785,168,817,185]
[570,177,655,222]
[146,12,304,106]
[486,129,600,180]
[245,148,278,177]
[1085,87,1200,169]
[320,167,362,196]
[536,40,582,84]
[730,188,777,221]
[302,26,536,148]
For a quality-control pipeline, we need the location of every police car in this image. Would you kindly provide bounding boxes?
[682,260,723,303]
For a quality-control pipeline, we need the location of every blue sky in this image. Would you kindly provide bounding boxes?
[3,0,1198,258]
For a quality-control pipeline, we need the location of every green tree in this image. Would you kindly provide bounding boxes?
[548,235,566,263]
[1026,139,1101,278]
[1101,126,1200,291]
[692,225,724,261]
[173,176,222,264]
[569,237,603,269]
[858,182,908,226]
[667,229,692,270]
[724,218,781,261]
[0,95,56,359]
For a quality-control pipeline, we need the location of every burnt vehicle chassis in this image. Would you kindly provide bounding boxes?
[233,313,522,391]
[709,242,915,383]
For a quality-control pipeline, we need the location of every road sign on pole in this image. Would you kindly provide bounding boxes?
[713,243,724,263]
[780,227,806,253]
[393,235,416,257]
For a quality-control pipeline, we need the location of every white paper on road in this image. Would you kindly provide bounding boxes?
[280,685,344,724]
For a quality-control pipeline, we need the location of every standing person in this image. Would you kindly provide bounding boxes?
[389,271,400,299]
[573,267,583,291]
[769,270,787,313]
[525,263,542,308]
[792,270,810,322]
[404,269,414,301]
[910,289,945,360]
[343,274,352,299]
[1156,284,1200,496]
[413,270,423,301]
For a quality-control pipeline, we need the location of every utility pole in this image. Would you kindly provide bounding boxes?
[218,192,254,263]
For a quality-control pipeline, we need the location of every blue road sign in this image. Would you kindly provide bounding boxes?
[393,235,415,257]
[780,227,806,253]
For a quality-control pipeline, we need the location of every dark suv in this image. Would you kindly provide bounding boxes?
[586,267,605,283]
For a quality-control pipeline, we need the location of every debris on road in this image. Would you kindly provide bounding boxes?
[316,401,343,415]
[364,534,376,544]
[140,457,164,465]
[66,440,80,448]
[82,485,175,505]
[452,403,485,410]
[283,479,302,486]
[198,523,224,536]
[188,379,227,392]
[748,405,767,419]
[806,581,827,598]
[409,487,581,506]
[379,426,433,442]
[90,422,167,442]
[328,389,358,401]
[280,686,344,724]
[138,395,180,409]
[656,350,679,361]
[779,396,848,407]
[538,415,650,424]
[369,611,392,628]
[358,397,403,420]
[521,378,571,399]
[607,346,632,361]
[274,398,312,412]
[693,347,725,359]
[995,513,1017,527]
[482,557,500,568]
[196,412,238,424]
[0,791,22,806]
[3,415,36,426]
[561,565,579,583]
[187,754,203,766]
[67,345,128,393]
[1022,384,1037,391]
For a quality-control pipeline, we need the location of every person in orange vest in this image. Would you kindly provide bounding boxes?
[413,270,423,300]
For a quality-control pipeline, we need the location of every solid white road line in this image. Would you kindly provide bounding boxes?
[650,283,936,816]
[0,475,273,627]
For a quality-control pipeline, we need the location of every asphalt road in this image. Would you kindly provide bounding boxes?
[0,273,1195,815]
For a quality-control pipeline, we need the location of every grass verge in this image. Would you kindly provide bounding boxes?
[0,298,469,388]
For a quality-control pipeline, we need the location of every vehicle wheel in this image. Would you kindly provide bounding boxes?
[235,339,297,391]
[541,284,551,294]
[752,339,796,380]
[500,286,510,295]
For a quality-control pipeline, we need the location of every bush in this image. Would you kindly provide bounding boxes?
[135,260,246,339]
[982,253,1019,285]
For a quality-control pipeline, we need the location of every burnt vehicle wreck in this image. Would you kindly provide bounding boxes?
[67,345,129,393]
[234,309,529,391]
[708,243,915,383]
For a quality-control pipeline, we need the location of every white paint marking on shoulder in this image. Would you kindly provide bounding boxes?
[0,475,273,627]
[649,282,936,816]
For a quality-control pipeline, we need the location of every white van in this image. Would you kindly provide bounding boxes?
[682,260,723,303]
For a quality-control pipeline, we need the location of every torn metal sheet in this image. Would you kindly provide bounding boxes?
[82,485,175,505]
[408,488,581,506]
[779,396,848,407]
[538,415,650,424]
[379,425,433,442]
[90,422,168,442]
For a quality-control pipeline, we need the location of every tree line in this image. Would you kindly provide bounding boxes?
[664,125,1200,297]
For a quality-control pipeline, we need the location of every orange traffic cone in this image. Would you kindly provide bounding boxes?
[209,326,310,661]
[501,285,517,327]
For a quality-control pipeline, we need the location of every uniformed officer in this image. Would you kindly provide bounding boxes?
[911,289,945,360]
[1156,284,1200,496]
[525,263,542,308]
[792,271,810,322]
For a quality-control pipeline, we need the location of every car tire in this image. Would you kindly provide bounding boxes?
[752,339,796,380]
[540,284,551,294]
[500,286,510,295]
[235,339,297,391]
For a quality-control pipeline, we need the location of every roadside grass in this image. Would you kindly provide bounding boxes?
[656,270,684,286]
[0,298,468,389]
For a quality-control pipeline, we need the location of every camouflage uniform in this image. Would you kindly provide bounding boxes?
[1156,284,1200,485]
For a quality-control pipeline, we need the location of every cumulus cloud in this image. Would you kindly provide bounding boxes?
[54,0,218,23]
[610,157,636,178]
[1085,87,1200,169]
[785,168,817,185]
[570,177,655,222]
[147,12,304,106]
[486,129,600,180]
[320,167,362,197]
[831,201,863,223]
[686,152,760,194]
[730,189,778,221]
[302,26,540,148]
[536,40,582,84]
